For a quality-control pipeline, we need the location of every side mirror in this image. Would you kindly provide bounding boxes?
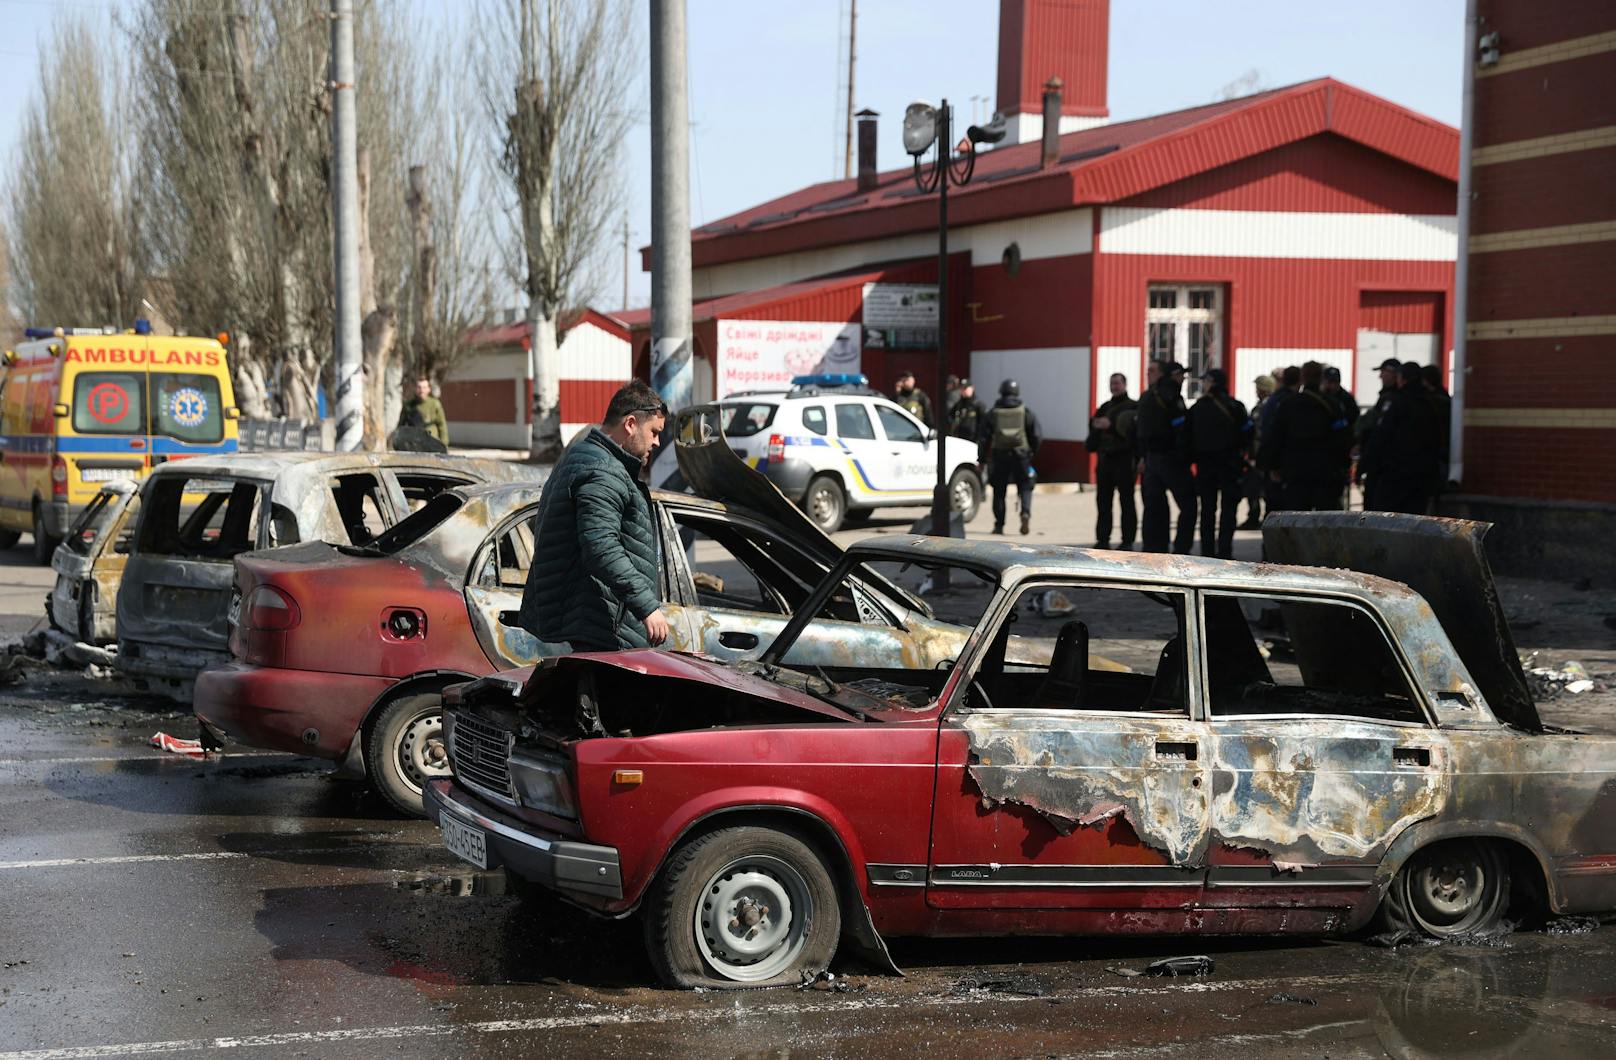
[225,406,240,421]
[52,403,68,418]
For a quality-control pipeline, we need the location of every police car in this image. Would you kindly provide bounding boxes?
[718,374,983,532]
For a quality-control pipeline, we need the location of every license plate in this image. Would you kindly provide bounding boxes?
[441,813,488,869]
[81,468,131,483]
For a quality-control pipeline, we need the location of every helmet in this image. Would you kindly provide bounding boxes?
[1000,379,1019,397]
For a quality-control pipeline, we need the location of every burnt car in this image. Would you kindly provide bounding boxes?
[425,512,1616,989]
[116,452,543,701]
[46,478,140,658]
[194,411,963,816]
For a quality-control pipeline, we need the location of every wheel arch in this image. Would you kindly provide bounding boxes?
[1378,819,1559,915]
[340,669,478,778]
[640,803,900,975]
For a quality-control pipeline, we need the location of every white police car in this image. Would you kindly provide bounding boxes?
[718,374,983,532]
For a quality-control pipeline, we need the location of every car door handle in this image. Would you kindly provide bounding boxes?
[1155,741,1198,761]
[718,631,759,650]
[1393,746,1433,768]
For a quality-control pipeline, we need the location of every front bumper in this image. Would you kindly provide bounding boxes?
[425,778,624,902]
[194,661,395,761]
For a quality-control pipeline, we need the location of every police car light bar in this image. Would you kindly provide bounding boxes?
[791,373,869,388]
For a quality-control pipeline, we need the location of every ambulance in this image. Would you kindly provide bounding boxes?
[0,323,239,563]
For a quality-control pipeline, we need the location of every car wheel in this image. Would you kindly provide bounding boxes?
[948,467,983,522]
[366,692,450,818]
[803,476,846,533]
[644,825,841,989]
[1376,839,1510,939]
[31,505,58,566]
[0,528,20,550]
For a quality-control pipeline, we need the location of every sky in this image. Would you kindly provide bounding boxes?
[0,0,1465,312]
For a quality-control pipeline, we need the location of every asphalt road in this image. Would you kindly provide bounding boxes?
[3,497,1616,1058]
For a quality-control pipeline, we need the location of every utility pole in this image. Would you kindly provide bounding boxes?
[621,214,631,312]
[329,0,363,451]
[842,0,857,180]
[649,0,692,487]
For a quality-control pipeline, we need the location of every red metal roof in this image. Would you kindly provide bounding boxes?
[464,307,631,348]
[667,79,1458,271]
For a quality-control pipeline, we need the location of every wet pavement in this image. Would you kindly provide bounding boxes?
[3,500,1616,1057]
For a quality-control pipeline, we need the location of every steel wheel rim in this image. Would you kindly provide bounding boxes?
[695,854,812,982]
[396,711,448,794]
[808,486,838,526]
[951,476,975,512]
[1407,847,1494,935]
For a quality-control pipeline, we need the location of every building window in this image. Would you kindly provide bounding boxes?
[1145,284,1222,399]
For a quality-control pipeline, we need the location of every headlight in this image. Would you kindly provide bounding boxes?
[508,750,576,818]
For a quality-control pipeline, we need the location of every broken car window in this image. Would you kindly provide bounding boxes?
[679,520,790,615]
[332,473,390,545]
[138,477,265,561]
[352,492,465,557]
[969,584,1189,715]
[1202,593,1424,724]
[395,472,474,512]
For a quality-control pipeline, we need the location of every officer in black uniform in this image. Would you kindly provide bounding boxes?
[1189,368,1250,559]
[978,379,1041,535]
[1087,372,1138,549]
[1261,360,1346,512]
[1356,357,1402,509]
[1363,361,1442,514]
[1135,364,1196,554]
[947,378,985,442]
[1321,366,1359,507]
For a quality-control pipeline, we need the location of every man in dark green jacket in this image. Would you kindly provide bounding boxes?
[518,381,669,652]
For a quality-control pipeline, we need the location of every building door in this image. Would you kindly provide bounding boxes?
[1146,285,1222,401]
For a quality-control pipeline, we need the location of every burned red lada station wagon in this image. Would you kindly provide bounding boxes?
[426,513,1616,989]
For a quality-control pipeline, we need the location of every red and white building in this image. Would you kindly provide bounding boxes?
[446,310,632,448]
[633,0,1459,483]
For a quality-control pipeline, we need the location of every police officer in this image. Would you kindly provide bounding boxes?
[1363,361,1442,514]
[948,378,985,442]
[1421,362,1452,485]
[1086,372,1137,549]
[1135,363,1196,554]
[1356,357,1402,509]
[893,371,934,428]
[1261,360,1345,512]
[979,379,1041,535]
[1321,366,1359,507]
[1241,373,1275,528]
[1189,368,1250,559]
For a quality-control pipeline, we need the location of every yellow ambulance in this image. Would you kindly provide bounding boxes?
[0,324,239,563]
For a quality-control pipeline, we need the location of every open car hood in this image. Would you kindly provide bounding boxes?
[672,404,928,615]
[1263,511,1541,731]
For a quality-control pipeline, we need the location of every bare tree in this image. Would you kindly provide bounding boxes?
[0,234,20,342]
[480,0,636,461]
[5,15,145,327]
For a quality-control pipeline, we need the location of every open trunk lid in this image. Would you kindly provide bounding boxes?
[1263,511,1541,731]
[672,404,927,613]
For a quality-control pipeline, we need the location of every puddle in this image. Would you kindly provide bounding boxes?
[395,871,513,898]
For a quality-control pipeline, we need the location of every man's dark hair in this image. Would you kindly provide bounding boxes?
[1110,372,1127,385]
[1300,361,1323,389]
[1421,363,1443,389]
[602,380,667,427]
[1282,366,1302,388]
[1399,361,1423,385]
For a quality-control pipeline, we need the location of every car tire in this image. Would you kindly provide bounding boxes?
[31,505,58,566]
[0,528,20,550]
[803,476,846,534]
[643,825,841,989]
[1375,839,1510,939]
[948,467,983,522]
[365,692,450,818]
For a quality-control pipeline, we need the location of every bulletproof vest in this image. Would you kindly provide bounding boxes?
[990,404,1029,451]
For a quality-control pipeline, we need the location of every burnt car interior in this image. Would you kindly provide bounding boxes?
[140,478,265,560]
[1202,593,1424,723]
[966,584,1190,715]
[342,492,466,557]
[65,489,134,555]
[331,473,389,545]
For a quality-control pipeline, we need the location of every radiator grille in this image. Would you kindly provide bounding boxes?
[448,709,513,800]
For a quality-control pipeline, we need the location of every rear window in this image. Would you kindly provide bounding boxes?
[72,372,145,435]
[347,492,466,556]
[138,476,264,561]
[720,402,778,438]
[151,373,223,443]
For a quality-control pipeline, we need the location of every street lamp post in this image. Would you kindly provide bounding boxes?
[903,99,1005,537]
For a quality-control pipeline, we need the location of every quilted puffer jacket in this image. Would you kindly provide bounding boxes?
[518,428,661,650]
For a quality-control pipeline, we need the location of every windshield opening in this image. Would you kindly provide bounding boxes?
[345,492,465,556]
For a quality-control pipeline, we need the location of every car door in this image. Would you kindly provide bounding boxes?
[1199,590,1447,911]
[464,503,544,668]
[871,401,936,497]
[927,579,1211,914]
[829,401,890,504]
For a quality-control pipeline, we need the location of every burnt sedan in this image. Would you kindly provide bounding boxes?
[195,413,964,815]
[426,513,1616,989]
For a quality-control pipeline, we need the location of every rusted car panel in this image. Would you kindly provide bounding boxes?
[47,479,139,646]
[117,452,543,700]
[428,515,1616,989]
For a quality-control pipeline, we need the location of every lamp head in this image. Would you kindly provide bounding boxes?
[902,101,937,156]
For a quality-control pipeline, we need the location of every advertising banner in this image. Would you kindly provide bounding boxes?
[715,319,860,397]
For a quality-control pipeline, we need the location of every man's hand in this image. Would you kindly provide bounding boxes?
[1093,416,1111,430]
[643,608,670,646]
